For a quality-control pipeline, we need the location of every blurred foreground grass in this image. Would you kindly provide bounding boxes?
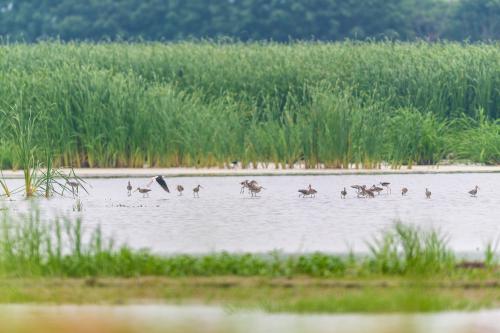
[0,208,499,315]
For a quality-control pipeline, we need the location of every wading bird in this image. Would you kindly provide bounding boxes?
[127,181,132,196]
[66,180,80,197]
[341,187,347,199]
[135,187,152,198]
[247,181,264,197]
[425,188,432,199]
[380,182,391,194]
[298,188,309,198]
[176,185,184,196]
[240,180,249,194]
[249,185,264,197]
[468,185,479,197]
[401,187,408,196]
[307,185,317,198]
[193,185,203,198]
[245,180,260,196]
[370,185,384,195]
[299,185,317,198]
[356,185,368,198]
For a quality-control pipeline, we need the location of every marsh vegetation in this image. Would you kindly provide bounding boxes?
[0,42,498,169]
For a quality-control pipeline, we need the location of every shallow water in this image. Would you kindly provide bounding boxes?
[1,173,499,253]
[1,305,500,333]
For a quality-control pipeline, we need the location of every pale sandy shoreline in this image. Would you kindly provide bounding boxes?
[2,164,500,178]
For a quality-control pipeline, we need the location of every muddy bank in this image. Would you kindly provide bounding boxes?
[1,164,500,179]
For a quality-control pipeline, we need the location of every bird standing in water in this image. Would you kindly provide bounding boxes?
[468,185,479,197]
[425,188,432,199]
[66,180,80,197]
[380,182,391,194]
[401,187,408,196]
[240,180,249,194]
[135,187,152,198]
[370,185,384,195]
[177,185,184,196]
[193,185,203,198]
[341,187,347,199]
[127,181,132,196]
[298,188,309,198]
[249,185,264,197]
[307,184,317,198]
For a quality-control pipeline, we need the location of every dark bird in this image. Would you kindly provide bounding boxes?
[127,181,132,196]
[135,187,152,198]
[193,185,203,198]
[380,182,391,194]
[155,175,170,193]
[298,185,317,198]
[468,185,479,197]
[425,188,432,199]
[401,187,408,196]
[176,185,184,196]
[298,189,309,198]
[66,180,80,197]
[307,184,317,198]
[341,187,347,199]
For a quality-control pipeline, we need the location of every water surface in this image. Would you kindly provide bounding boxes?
[2,173,498,253]
[1,305,499,333]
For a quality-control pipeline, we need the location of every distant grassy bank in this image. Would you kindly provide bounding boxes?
[0,209,500,312]
[2,277,499,313]
[0,42,499,169]
[0,209,497,279]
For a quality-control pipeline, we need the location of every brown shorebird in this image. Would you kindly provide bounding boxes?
[248,180,258,187]
[401,187,408,196]
[306,184,317,198]
[240,180,248,194]
[176,185,184,196]
[127,181,132,196]
[380,182,391,194]
[341,187,347,199]
[370,185,384,195]
[135,187,152,198]
[354,185,365,198]
[67,180,80,197]
[468,185,479,197]
[193,185,203,198]
[248,182,264,197]
[425,188,431,199]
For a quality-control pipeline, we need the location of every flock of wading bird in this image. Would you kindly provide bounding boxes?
[124,176,481,199]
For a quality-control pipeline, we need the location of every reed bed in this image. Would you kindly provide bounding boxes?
[0,41,499,168]
[0,209,494,278]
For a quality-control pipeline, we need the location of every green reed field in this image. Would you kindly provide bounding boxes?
[0,41,499,169]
